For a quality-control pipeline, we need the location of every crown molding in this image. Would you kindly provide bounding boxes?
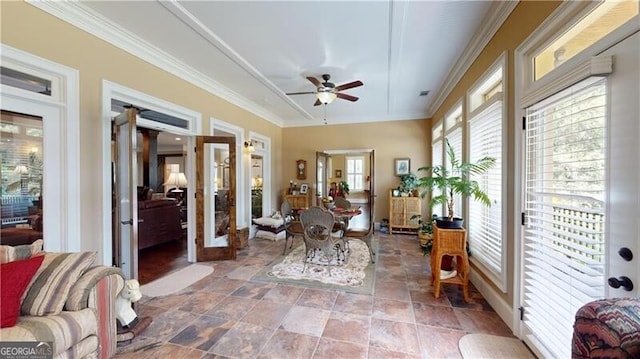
[26,1,286,128]
[427,1,519,117]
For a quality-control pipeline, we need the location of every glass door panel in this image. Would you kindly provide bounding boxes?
[0,111,43,245]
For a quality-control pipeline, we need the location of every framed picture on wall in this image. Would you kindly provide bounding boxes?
[335,169,342,178]
[300,183,309,194]
[394,158,410,176]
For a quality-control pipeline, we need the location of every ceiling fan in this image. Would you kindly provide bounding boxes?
[286,74,363,106]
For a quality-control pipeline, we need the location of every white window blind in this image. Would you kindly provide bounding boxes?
[523,77,606,359]
[431,139,443,217]
[446,127,463,218]
[468,96,504,288]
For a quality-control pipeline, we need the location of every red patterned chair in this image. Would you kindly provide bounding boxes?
[572,297,640,358]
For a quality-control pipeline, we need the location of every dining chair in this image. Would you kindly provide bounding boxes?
[281,200,303,255]
[300,206,344,272]
[344,205,375,263]
[333,197,352,234]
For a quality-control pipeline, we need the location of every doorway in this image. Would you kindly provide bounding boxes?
[316,149,375,230]
[105,82,200,280]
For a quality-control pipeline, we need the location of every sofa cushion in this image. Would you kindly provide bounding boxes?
[21,252,96,316]
[0,255,45,328]
[0,239,43,264]
[253,216,285,228]
[0,308,98,357]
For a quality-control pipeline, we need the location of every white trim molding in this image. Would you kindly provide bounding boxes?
[28,0,286,128]
[427,1,518,117]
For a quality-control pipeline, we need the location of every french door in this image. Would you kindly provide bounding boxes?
[520,32,639,358]
[195,136,236,261]
[114,108,138,279]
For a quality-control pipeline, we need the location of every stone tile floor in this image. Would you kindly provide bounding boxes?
[115,232,513,359]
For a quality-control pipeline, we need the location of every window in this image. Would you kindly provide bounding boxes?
[534,1,638,81]
[444,103,463,218]
[346,156,364,192]
[467,54,506,290]
[523,77,606,358]
[431,121,444,217]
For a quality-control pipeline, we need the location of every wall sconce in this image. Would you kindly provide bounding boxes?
[244,140,255,153]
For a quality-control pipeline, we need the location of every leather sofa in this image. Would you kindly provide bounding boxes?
[137,199,184,250]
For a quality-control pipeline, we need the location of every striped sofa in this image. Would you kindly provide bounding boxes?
[0,265,125,359]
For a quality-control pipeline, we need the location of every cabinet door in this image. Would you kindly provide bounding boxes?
[390,198,405,226]
[406,198,421,227]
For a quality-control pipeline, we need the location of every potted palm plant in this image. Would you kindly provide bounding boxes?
[416,138,496,229]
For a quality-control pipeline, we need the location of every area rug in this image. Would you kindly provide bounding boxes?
[251,238,376,295]
[140,264,213,297]
[459,333,536,359]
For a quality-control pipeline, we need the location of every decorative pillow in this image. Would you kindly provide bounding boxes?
[1,255,45,327]
[0,239,44,264]
[21,251,97,316]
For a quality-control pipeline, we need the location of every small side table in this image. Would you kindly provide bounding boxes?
[431,224,470,302]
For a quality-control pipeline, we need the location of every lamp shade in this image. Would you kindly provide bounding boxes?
[316,91,337,104]
[164,172,188,190]
[13,165,28,175]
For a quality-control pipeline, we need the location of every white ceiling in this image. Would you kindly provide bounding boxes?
[49,1,514,127]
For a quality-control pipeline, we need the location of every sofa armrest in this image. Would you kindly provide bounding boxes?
[66,266,125,359]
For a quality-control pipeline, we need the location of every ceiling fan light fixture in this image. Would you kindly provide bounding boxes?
[316,91,337,104]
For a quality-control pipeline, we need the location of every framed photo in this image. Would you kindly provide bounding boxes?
[335,169,342,178]
[300,183,309,194]
[394,158,410,176]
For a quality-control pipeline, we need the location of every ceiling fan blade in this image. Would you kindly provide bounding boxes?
[285,91,316,95]
[337,93,359,102]
[306,76,321,87]
[313,98,322,106]
[335,80,363,91]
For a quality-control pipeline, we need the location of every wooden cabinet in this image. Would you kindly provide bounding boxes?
[284,191,310,211]
[389,189,421,234]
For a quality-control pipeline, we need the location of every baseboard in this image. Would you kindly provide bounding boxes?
[470,269,516,334]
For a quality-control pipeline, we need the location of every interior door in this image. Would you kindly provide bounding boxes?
[114,108,138,280]
[195,136,236,261]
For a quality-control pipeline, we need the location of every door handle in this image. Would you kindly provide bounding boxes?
[120,219,133,225]
[608,276,634,291]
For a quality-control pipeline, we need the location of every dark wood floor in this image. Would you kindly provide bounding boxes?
[138,239,189,285]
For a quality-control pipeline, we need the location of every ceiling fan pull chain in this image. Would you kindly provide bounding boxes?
[324,104,328,125]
